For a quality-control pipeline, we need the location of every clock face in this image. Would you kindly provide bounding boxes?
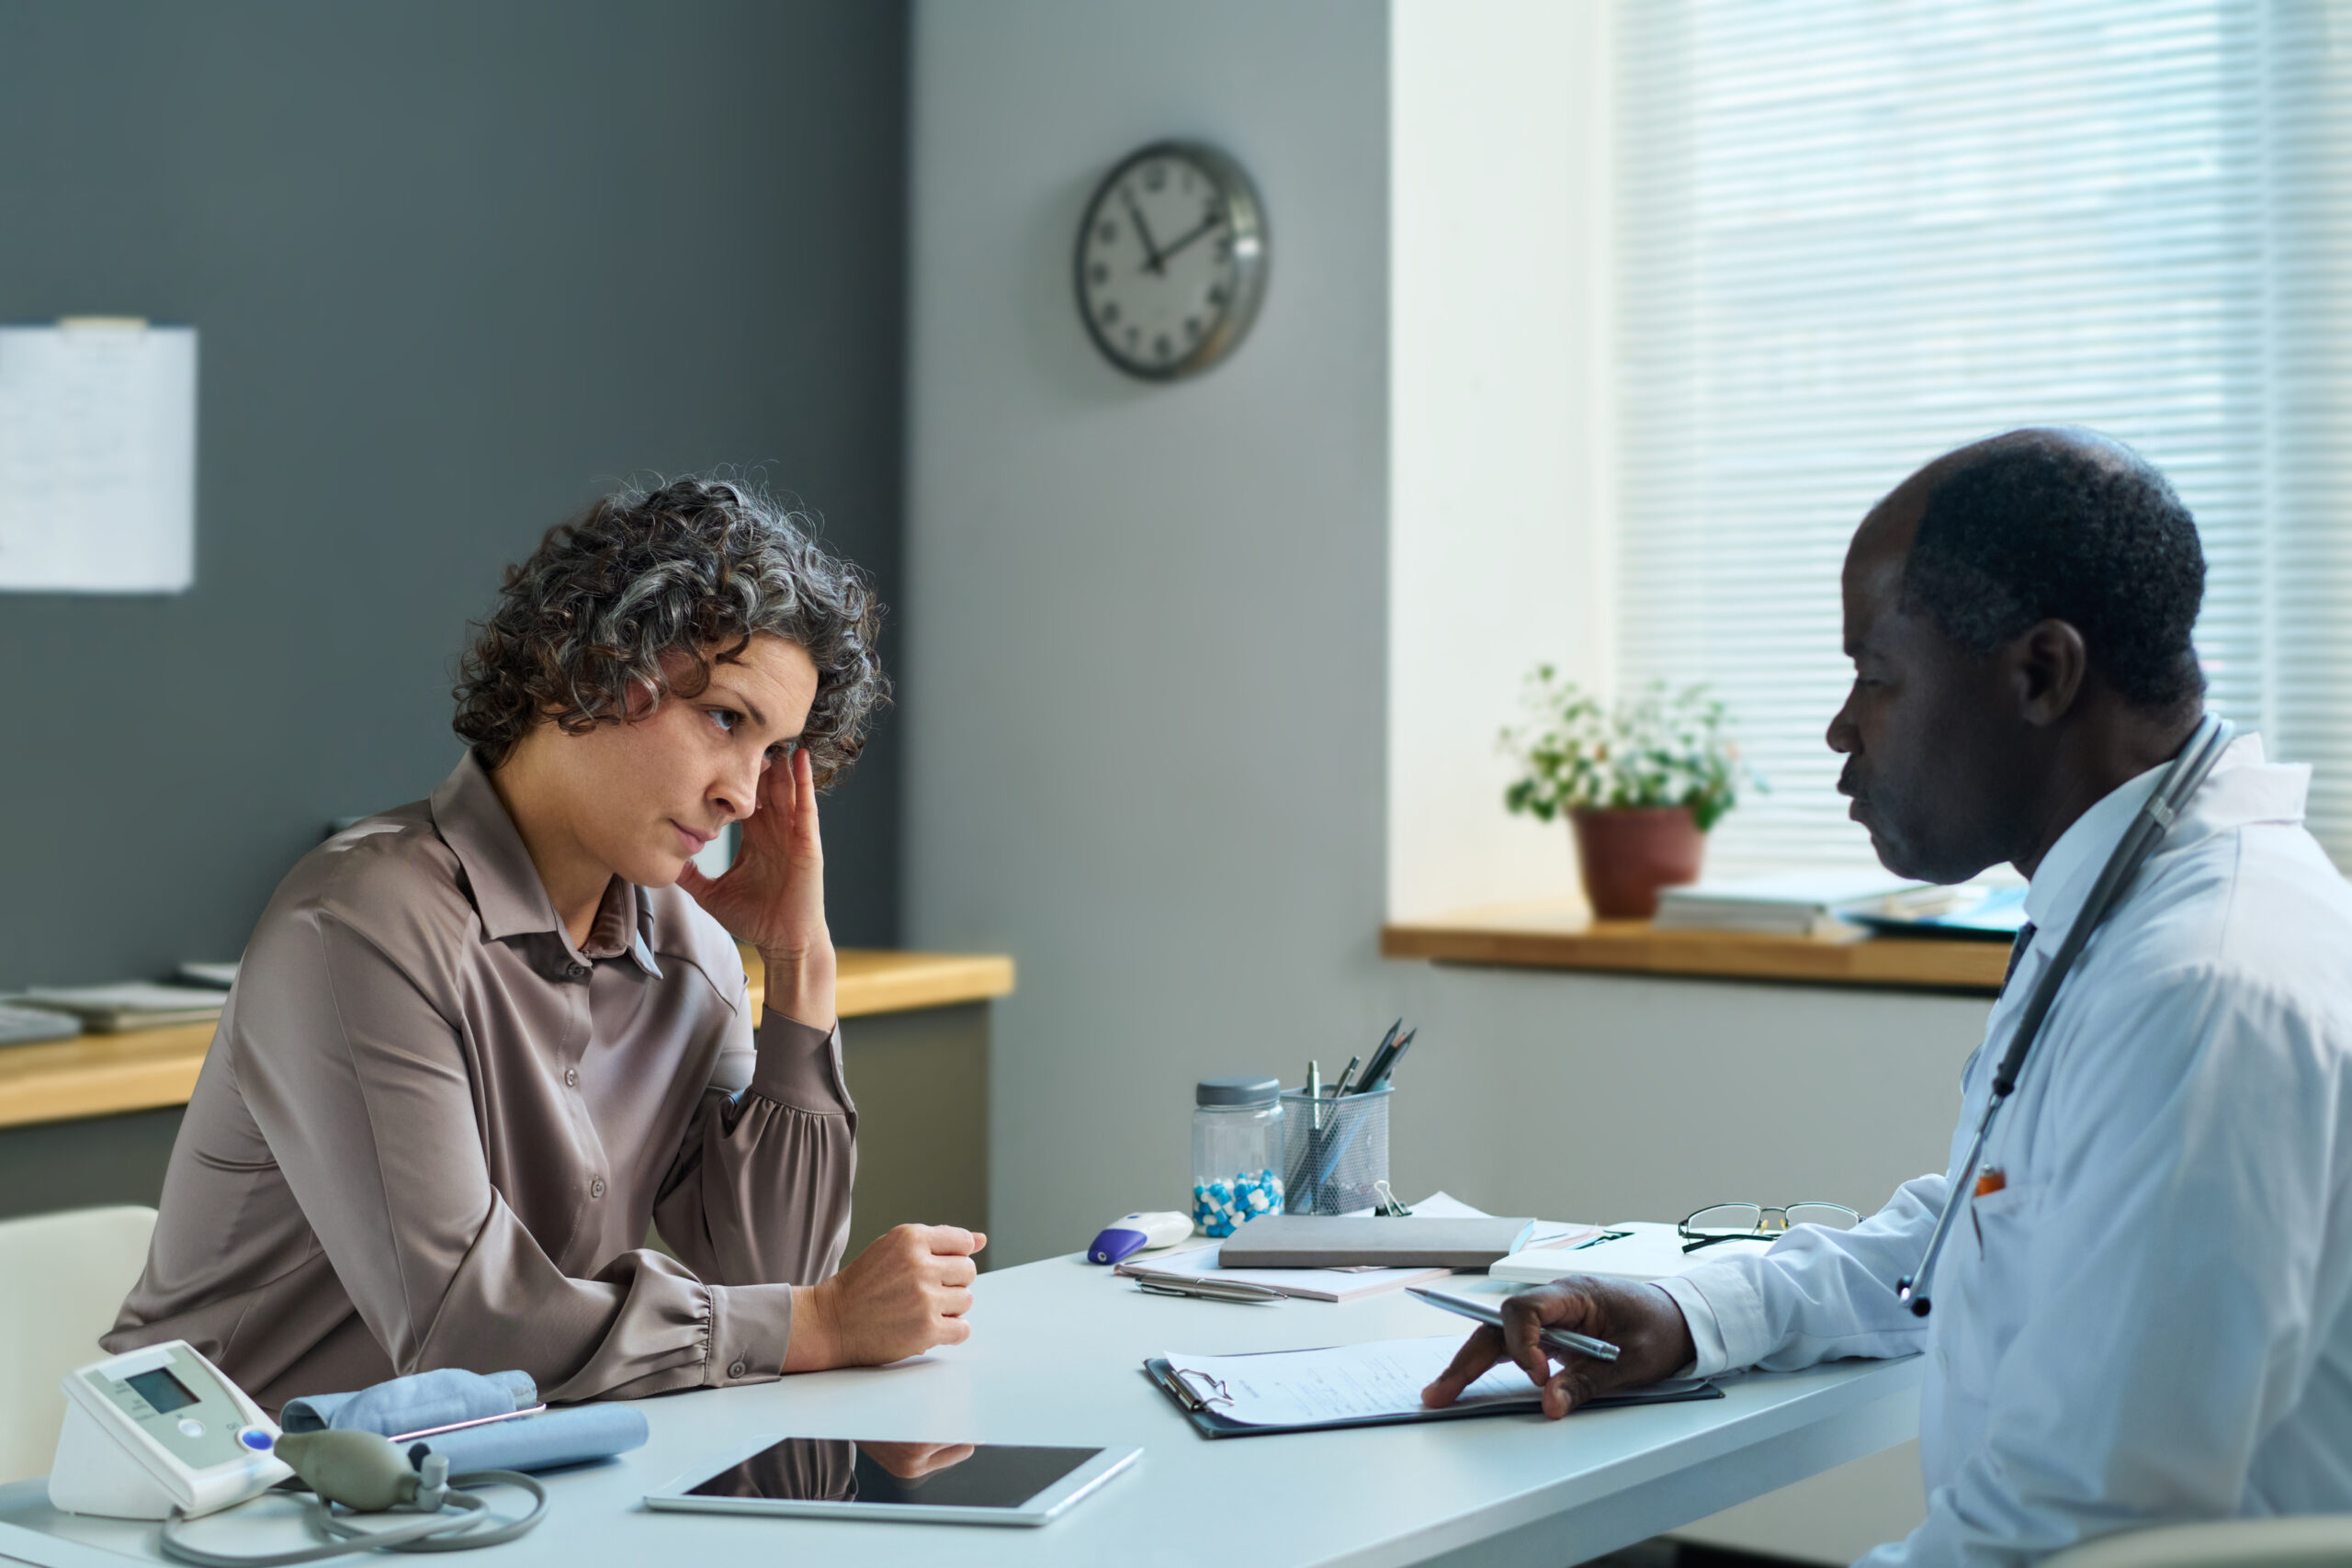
[1075,141,1266,380]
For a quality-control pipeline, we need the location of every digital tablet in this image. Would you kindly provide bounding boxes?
[644,1436,1140,1527]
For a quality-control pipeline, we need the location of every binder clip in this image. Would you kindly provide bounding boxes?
[1372,1181,1413,1218]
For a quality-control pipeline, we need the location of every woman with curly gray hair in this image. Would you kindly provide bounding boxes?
[107,478,984,1411]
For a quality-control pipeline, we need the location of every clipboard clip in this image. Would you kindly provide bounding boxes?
[1168,1368,1235,1413]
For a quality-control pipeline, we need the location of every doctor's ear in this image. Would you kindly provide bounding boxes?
[2009,618,2089,728]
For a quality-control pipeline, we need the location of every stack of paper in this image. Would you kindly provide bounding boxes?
[176,961,241,990]
[16,982,227,1033]
[0,1004,82,1046]
[1653,871,1945,940]
[1487,1220,1770,1286]
[1118,1193,1595,1303]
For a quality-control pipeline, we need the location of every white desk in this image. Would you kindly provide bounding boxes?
[0,1255,1921,1568]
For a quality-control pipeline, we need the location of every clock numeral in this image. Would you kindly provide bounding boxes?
[1184,317,1202,340]
[1100,301,1121,326]
[1154,333,1173,361]
[1125,325,1140,347]
[1207,285,1227,308]
[1215,236,1233,263]
[1089,262,1109,286]
[1097,221,1117,245]
[1144,163,1167,192]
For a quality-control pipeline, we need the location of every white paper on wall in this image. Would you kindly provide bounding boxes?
[0,321,197,592]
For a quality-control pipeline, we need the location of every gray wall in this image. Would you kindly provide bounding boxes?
[0,0,908,990]
[905,0,1396,1265]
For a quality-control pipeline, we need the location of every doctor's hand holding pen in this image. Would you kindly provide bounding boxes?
[1421,1276,1696,1420]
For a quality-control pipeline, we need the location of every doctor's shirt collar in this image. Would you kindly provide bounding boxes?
[2019,732,2288,951]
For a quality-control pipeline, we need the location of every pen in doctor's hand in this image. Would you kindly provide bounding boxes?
[1406,1287,1621,1362]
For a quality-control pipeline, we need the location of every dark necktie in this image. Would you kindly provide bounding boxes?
[2001,921,2039,995]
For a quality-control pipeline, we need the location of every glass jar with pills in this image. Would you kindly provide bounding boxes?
[1191,1076,1284,1236]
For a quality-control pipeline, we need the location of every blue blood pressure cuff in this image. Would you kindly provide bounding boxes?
[279,1366,647,1474]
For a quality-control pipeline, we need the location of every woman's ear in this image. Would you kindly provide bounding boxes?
[2011,618,2089,728]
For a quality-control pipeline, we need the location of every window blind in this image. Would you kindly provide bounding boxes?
[1615,0,2352,874]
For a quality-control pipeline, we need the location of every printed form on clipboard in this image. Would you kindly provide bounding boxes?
[1144,1336,1720,1438]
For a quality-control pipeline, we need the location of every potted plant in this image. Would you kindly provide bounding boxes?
[1500,670,1757,919]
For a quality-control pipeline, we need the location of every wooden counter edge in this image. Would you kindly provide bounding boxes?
[0,948,1017,1131]
[1381,915,2006,994]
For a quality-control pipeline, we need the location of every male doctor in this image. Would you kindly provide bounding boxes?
[1425,428,2352,1565]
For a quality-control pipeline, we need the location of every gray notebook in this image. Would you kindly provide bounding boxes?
[1216,1215,1537,1269]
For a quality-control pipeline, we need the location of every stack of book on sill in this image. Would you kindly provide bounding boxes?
[13,981,229,1033]
[1652,871,1959,942]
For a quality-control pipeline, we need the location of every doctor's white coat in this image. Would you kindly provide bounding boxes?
[1657,738,2352,1568]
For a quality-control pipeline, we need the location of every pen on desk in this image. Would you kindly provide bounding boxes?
[1125,1268,1285,1304]
[1404,1287,1622,1362]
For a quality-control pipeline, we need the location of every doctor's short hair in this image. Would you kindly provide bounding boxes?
[451,475,887,784]
[1900,430,2206,715]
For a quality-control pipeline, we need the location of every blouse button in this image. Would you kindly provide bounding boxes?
[729,1360,747,1379]
[564,1067,579,1088]
[589,1178,606,1199]
[566,963,589,980]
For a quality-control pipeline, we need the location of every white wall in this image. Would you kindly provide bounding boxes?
[905,3,1979,1558]
[1389,0,1618,920]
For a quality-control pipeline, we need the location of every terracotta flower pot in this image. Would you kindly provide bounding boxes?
[1570,806,1706,919]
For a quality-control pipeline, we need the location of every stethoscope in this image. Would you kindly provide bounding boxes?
[1894,711,2234,1316]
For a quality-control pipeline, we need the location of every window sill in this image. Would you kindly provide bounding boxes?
[1380,902,2006,995]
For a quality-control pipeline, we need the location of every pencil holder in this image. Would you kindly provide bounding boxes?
[1280,1086,1391,1216]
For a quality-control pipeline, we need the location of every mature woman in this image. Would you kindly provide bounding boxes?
[106,478,982,1410]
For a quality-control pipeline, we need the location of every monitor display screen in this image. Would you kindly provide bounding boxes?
[126,1367,200,1416]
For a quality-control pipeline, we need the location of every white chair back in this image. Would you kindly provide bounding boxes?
[0,1205,157,1485]
[2044,1517,2352,1568]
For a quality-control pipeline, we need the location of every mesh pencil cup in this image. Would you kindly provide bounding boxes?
[1281,1085,1391,1215]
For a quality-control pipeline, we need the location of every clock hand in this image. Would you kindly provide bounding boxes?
[1154,212,1225,265]
[1121,188,1168,276]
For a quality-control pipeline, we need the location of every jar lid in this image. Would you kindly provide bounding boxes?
[1196,1075,1280,1108]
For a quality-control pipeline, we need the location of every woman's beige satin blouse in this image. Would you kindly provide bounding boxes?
[103,753,855,1413]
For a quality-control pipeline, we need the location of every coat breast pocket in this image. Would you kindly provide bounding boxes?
[1938,1177,2041,1398]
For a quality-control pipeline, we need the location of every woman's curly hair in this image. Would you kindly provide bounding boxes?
[453,476,887,784]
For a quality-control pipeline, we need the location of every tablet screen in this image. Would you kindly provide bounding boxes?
[684,1438,1102,1510]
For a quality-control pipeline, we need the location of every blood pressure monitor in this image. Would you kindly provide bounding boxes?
[50,1341,290,1519]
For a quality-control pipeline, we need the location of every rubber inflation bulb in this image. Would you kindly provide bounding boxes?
[270,1430,419,1512]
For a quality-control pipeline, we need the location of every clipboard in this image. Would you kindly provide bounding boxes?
[1142,1351,1722,1439]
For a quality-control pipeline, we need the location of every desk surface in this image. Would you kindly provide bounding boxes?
[0,948,1014,1132]
[0,1256,1921,1568]
[1384,903,2007,994]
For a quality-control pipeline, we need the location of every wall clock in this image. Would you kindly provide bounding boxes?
[1075,141,1267,381]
